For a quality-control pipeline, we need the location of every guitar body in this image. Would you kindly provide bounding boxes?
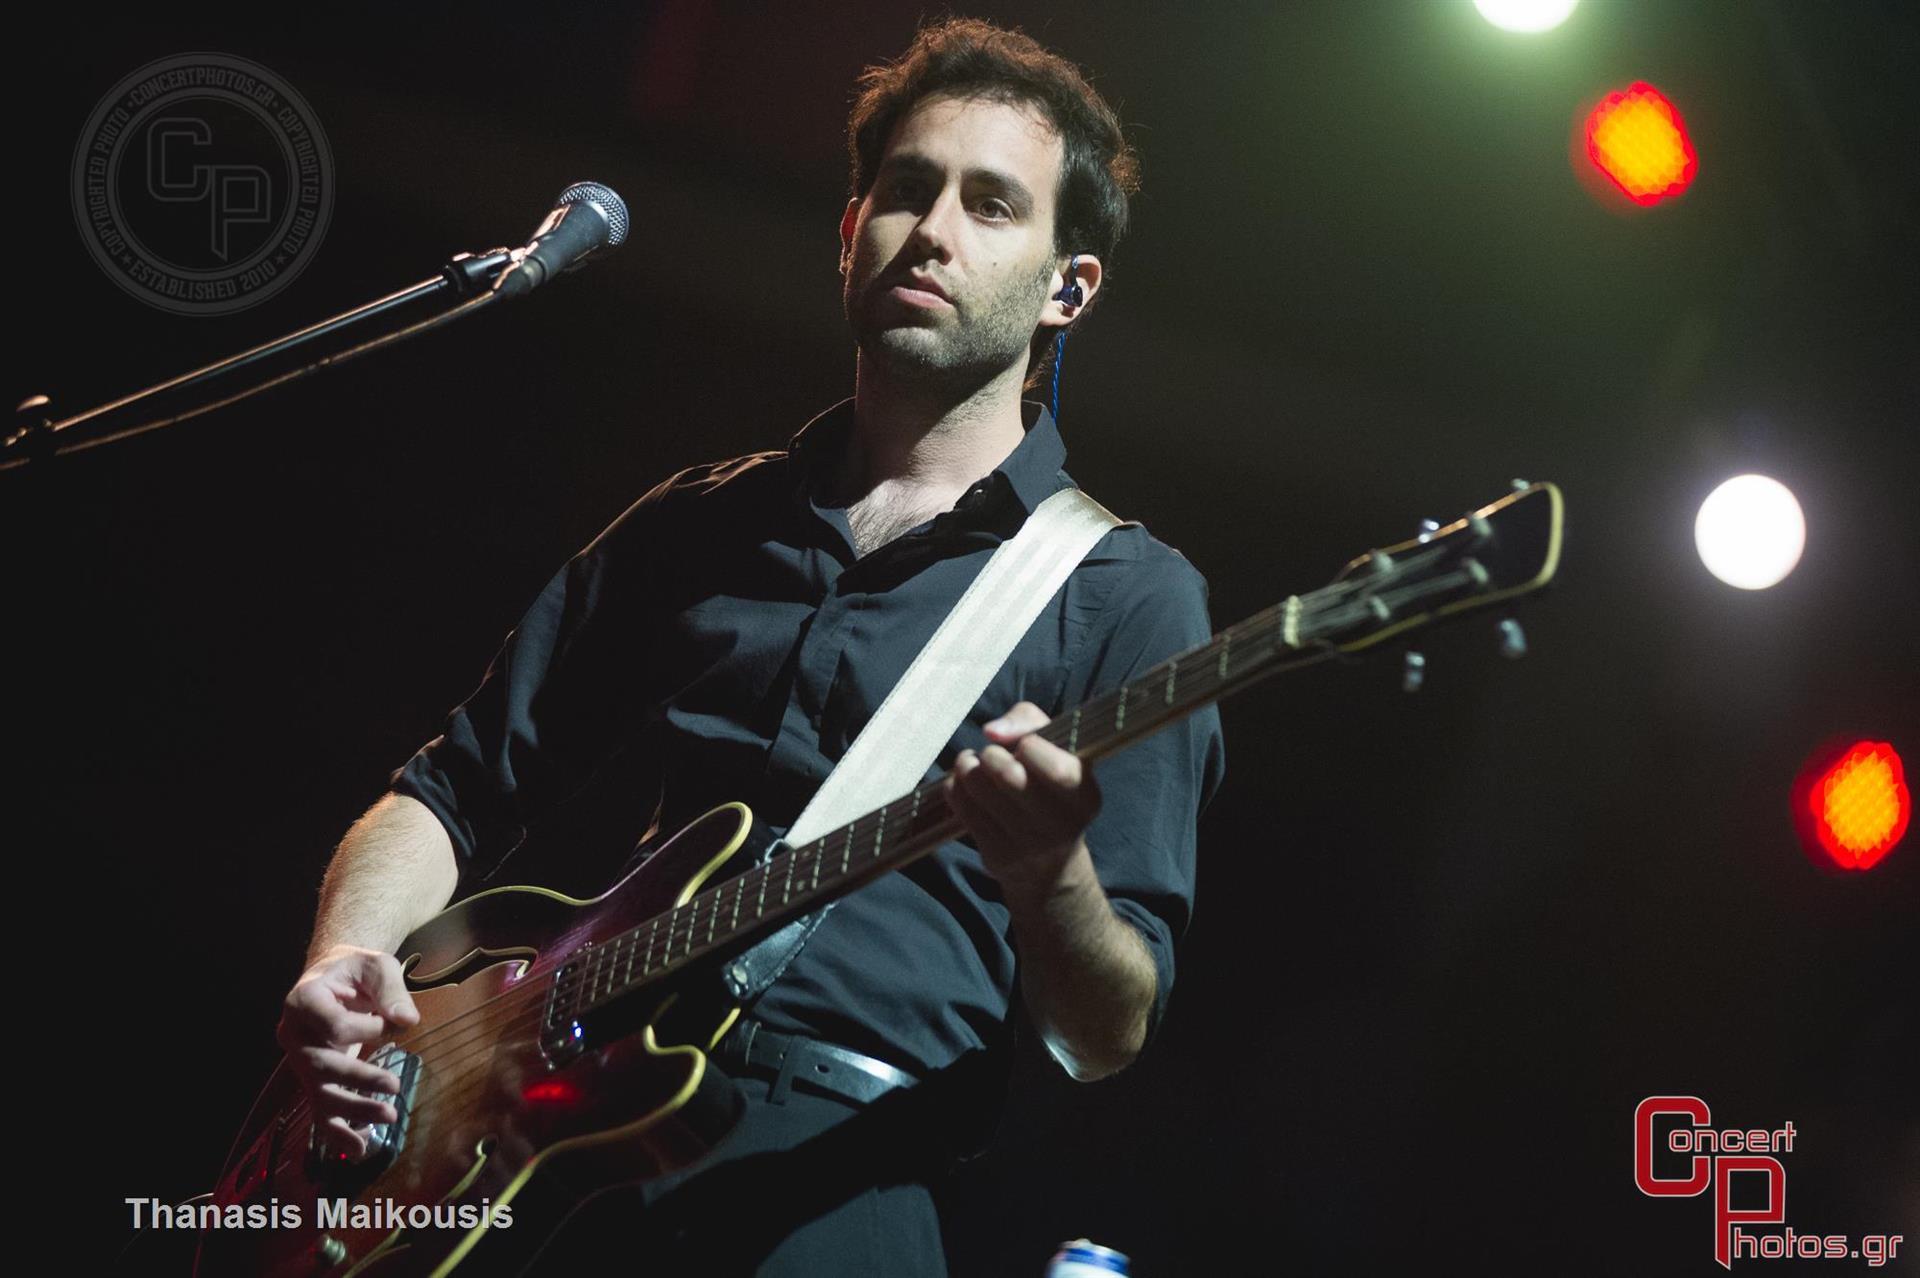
[195,802,761,1278]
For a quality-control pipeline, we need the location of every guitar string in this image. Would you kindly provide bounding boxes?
[267,555,1475,1159]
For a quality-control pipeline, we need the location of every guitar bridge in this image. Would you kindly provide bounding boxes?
[305,1046,421,1184]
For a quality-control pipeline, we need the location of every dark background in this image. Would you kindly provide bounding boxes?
[13,2,1915,1273]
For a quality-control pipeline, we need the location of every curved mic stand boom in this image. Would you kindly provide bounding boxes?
[3,181,628,475]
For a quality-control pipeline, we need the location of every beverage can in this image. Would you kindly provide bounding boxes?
[1047,1238,1130,1276]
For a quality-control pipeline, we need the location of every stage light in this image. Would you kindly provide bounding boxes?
[1474,0,1579,33]
[1694,475,1805,590]
[1805,742,1909,871]
[1585,82,1697,206]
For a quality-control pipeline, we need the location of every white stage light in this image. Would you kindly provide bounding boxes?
[1473,0,1579,34]
[1694,474,1806,590]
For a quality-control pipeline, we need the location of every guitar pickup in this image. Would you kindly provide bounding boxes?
[305,1046,421,1183]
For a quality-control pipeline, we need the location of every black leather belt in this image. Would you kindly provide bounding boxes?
[711,1020,919,1107]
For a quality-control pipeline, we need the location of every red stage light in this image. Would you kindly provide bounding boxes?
[1584,82,1697,206]
[1804,742,1909,871]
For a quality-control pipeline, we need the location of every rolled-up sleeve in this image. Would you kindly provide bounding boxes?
[389,490,663,889]
[1061,544,1226,1053]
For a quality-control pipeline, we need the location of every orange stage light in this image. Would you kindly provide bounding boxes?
[1585,81,1697,206]
[1803,742,1910,871]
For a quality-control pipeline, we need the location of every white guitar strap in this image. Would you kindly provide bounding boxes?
[721,484,1126,1002]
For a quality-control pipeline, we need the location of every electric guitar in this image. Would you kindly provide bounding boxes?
[195,481,1564,1277]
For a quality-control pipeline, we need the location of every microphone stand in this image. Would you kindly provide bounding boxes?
[3,247,518,473]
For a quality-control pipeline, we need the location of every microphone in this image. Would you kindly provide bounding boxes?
[491,181,630,298]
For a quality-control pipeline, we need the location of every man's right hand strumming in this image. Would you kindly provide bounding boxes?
[277,944,421,1160]
[280,793,458,1157]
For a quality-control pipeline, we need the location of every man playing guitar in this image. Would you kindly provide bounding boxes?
[273,19,1224,1274]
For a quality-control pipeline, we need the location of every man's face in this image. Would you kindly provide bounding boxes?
[841,92,1062,388]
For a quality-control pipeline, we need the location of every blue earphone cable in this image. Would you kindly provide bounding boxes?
[1050,329,1069,426]
[1051,253,1078,425]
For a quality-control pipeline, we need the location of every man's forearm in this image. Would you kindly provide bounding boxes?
[305,792,460,967]
[1004,837,1158,1082]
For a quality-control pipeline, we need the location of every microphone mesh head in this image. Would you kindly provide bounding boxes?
[557,181,629,248]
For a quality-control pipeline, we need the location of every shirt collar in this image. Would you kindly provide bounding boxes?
[785,396,1069,516]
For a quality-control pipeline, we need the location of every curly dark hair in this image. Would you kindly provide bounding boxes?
[847,18,1141,389]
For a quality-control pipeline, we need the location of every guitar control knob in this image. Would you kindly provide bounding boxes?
[1401,651,1426,693]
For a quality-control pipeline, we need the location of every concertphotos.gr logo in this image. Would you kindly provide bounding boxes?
[70,52,333,315]
[1635,1096,1905,1269]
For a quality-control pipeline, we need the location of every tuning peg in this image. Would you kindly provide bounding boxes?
[1497,618,1527,660]
[1401,650,1427,693]
[1510,478,1530,492]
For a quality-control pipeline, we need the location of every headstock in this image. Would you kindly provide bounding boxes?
[1294,480,1564,668]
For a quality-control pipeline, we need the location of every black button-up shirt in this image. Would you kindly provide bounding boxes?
[392,398,1226,1075]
